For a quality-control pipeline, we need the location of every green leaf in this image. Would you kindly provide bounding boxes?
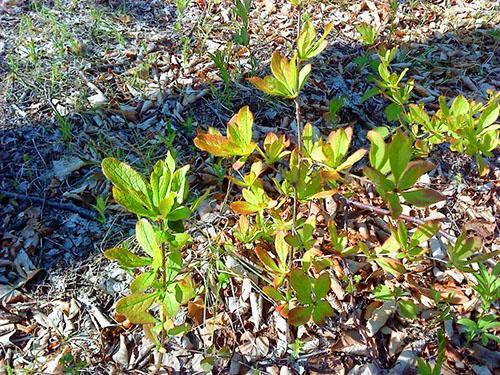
[361,87,381,103]
[102,158,150,199]
[168,323,192,336]
[297,20,333,60]
[372,284,395,301]
[410,221,439,246]
[388,130,412,183]
[130,271,156,293]
[112,187,153,217]
[288,306,312,326]
[385,102,403,122]
[457,318,477,331]
[367,130,389,173]
[386,192,402,219]
[363,167,395,191]
[416,358,433,375]
[104,247,151,268]
[136,219,162,269]
[398,300,418,319]
[275,231,290,267]
[158,192,176,217]
[163,289,181,317]
[408,104,431,126]
[227,106,254,149]
[450,95,469,116]
[479,103,499,131]
[398,160,435,190]
[177,275,196,304]
[115,292,158,324]
[313,273,331,300]
[290,269,313,304]
[165,249,183,283]
[401,189,445,207]
[312,300,334,325]
[167,206,191,221]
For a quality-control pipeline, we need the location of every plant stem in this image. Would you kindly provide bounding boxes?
[158,231,168,367]
[296,3,302,41]
[294,97,302,153]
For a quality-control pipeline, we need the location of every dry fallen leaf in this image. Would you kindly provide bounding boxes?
[238,331,269,361]
[112,334,129,368]
[366,300,396,337]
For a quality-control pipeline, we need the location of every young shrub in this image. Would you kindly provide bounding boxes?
[248,51,311,99]
[288,269,334,326]
[432,95,499,176]
[417,329,446,375]
[457,315,500,346]
[355,23,378,46]
[101,154,196,349]
[471,264,500,311]
[101,152,190,221]
[233,0,252,46]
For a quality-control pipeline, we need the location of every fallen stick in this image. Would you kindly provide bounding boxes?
[337,195,456,242]
[0,190,97,221]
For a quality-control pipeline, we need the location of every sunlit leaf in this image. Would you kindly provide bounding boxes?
[104,247,151,268]
[116,292,158,324]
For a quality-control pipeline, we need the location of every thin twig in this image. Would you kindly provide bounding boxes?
[0,190,97,221]
[337,195,455,241]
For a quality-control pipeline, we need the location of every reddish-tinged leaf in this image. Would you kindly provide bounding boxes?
[398,160,435,190]
[288,306,312,326]
[255,247,280,273]
[227,106,253,146]
[276,302,289,318]
[230,201,261,214]
[401,189,445,207]
[263,286,283,302]
[193,132,231,157]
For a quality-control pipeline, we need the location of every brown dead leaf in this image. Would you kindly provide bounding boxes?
[188,297,206,326]
[332,329,370,356]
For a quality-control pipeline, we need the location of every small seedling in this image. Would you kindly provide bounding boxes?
[355,23,378,46]
[92,194,108,225]
[457,315,500,346]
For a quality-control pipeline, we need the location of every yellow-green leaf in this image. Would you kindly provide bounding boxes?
[104,247,151,268]
[116,293,158,324]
